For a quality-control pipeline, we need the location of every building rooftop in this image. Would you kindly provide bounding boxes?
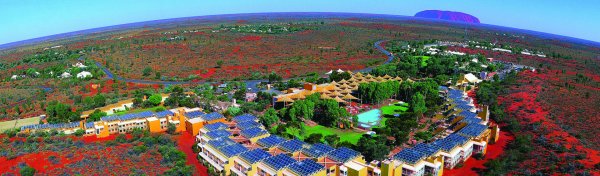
[263,154,297,171]
[220,143,249,158]
[185,111,205,119]
[203,122,228,132]
[233,114,258,123]
[279,139,307,153]
[257,135,287,148]
[302,143,335,158]
[458,123,488,138]
[328,147,360,163]
[288,159,325,176]
[240,127,268,138]
[206,129,232,139]
[155,110,174,118]
[239,148,272,164]
[202,112,225,121]
[236,120,262,130]
[431,133,468,152]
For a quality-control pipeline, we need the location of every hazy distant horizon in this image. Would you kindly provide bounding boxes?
[1,0,599,45]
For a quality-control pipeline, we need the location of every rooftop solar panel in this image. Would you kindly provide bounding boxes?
[240,148,272,164]
[205,129,231,139]
[202,112,224,121]
[394,148,426,164]
[412,143,441,157]
[203,122,228,132]
[328,147,360,163]
[257,135,286,148]
[155,110,174,117]
[185,111,205,119]
[279,139,307,153]
[220,143,249,157]
[288,159,325,176]
[302,143,335,158]
[240,127,268,138]
[236,120,262,130]
[207,137,237,149]
[84,122,95,129]
[458,123,488,137]
[432,133,468,152]
[263,154,297,171]
[233,114,258,123]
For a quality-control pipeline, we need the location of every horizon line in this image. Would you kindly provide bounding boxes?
[1,12,599,50]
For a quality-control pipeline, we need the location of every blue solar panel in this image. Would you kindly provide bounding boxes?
[240,127,268,138]
[203,122,228,132]
[236,120,262,130]
[202,112,224,121]
[155,110,174,117]
[220,143,249,157]
[119,111,154,121]
[279,139,307,153]
[459,111,477,119]
[233,114,257,123]
[412,143,441,157]
[302,143,335,158]
[239,149,272,164]
[185,111,205,119]
[85,122,95,129]
[257,135,286,148]
[394,148,426,164]
[263,154,297,171]
[458,123,487,137]
[288,159,325,176]
[431,133,468,152]
[328,147,360,163]
[206,129,231,139]
[208,137,237,149]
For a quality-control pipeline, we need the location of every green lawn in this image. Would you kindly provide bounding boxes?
[381,102,409,116]
[113,106,166,116]
[286,124,364,145]
[412,56,431,67]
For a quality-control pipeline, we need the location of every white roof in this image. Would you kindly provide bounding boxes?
[344,160,366,171]
[325,70,333,74]
[76,71,92,78]
[59,72,72,78]
[464,73,481,83]
[187,118,204,124]
[336,69,344,73]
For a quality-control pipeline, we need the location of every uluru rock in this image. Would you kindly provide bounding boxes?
[415,10,480,24]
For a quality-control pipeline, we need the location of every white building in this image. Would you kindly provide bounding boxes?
[77,71,92,79]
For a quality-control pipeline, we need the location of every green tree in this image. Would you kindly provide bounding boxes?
[20,165,36,176]
[410,93,427,121]
[148,94,163,106]
[305,133,323,144]
[260,108,280,126]
[324,134,340,147]
[73,129,85,136]
[167,123,177,134]
[87,109,107,122]
[216,60,224,68]
[142,67,153,76]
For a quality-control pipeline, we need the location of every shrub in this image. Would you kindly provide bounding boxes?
[116,134,127,143]
[20,165,36,176]
[73,129,85,136]
[474,153,485,160]
[166,123,177,134]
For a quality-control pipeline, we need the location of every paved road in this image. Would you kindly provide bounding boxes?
[93,40,393,86]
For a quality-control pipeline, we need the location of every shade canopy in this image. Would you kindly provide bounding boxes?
[277,96,295,103]
[342,94,358,100]
[333,96,348,103]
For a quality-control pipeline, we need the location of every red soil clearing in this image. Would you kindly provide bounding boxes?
[177,132,208,176]
[444,131,515,176]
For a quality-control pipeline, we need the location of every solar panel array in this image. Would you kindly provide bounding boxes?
[203,122,228,132]
[233,114,257,123]
[263,154,297,171]
[221,143,249,157]
[236,120,262,130]
[155,110,174,117]
[205,129,231,139]
[21,121,81,131]
[84,122,95,129]
[207,137,237,149]
[393,148,426,164]
[288,159,325,176]
[240,127,268,138]
[185,111,205,119]
[256,135,286,148]
[431,133,468,152]
[328,147,360,163]
[279,139,307,153]
[412,143,441,157]
[101,111,155,121]
[303,143,334,158]
[239,148,272,164]
[458,123,487,138]
[202,112,224,121]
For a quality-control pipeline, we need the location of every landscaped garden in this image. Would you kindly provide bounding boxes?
[285,124,364,145]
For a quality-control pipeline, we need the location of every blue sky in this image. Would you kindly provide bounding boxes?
[1,0,599,45]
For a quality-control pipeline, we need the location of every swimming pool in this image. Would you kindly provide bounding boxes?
[357,109,381,128]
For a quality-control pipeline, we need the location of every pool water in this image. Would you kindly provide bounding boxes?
[357,109,381,128]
